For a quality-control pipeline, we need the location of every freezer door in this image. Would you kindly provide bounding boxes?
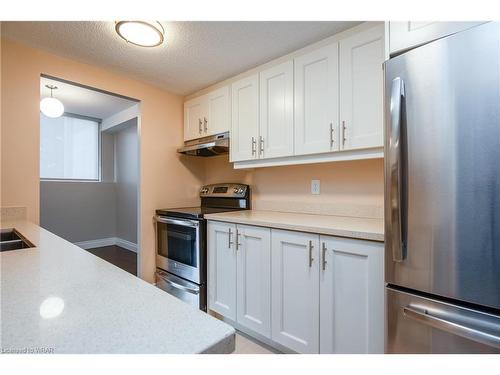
[384,22,500,309]
[387,287,500,353]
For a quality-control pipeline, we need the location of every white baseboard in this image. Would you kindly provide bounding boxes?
[75,238,116,249]
[75,237,138,252]
[115,238,138,253]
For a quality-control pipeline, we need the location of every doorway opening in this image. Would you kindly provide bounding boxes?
[38,74,141,276]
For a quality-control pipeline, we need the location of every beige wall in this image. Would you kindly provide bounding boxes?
[0,37,384,283]
[0,38,204,282]
[204,156,384,219]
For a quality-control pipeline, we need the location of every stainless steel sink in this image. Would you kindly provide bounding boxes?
[0,229,34,252]
[1,229,22,241]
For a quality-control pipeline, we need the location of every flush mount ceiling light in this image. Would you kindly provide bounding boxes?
[115,21,164,47]
[40,85,64,118]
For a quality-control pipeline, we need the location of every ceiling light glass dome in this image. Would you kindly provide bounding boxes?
[40,85,64,118]
[115,21,164,47]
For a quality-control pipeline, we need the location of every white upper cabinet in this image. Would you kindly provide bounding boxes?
[207,221,237,320]
[294,42,339,155]
[230,74,259,162]
[206,85,230,136]
[340,24,384,151]
[183,85,230,141]
[319,236,384,354]
[236,225,271,338]
[259,60,294,159]
[389,22,485,56]
[185,23,387,167]
[271,229,320,354]
[184,96,205,141]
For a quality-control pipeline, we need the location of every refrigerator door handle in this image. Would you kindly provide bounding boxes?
[389,77,406,262]
[403,306,500,349]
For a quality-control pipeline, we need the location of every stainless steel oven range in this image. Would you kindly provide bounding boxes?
[155,183,250,311]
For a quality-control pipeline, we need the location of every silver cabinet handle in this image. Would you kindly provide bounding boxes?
[329,123,334,148]
[341,120,347,147]
[251,137,257,156]
[259,136,264,155]
[403,306,500,349]
[198,118,202,134]
[308,240,314,268]
[203,117,208,133]
[235,229,241,251]
[389,77,406,262]
[321,242,327,271]
[228,228,233,248]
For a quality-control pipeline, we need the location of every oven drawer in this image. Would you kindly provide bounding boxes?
[156,269,206,311]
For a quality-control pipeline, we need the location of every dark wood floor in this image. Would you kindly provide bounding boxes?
[87,245,137,276]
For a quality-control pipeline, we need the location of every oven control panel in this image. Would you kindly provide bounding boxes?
[199,183,249,198]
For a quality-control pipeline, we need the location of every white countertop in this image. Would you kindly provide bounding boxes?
[205,210,384,242]
[0,220,235,354]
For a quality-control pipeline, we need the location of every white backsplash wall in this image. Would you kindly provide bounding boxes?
[203,156,384,219]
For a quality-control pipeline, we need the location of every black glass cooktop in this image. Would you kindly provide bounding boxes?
[156,206,242,219]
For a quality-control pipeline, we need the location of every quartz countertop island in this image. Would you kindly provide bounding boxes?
[0,220,235,354]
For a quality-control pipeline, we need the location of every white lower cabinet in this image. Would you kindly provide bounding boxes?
[207,220,384,354]
[208,221,237,320]
[319,235,384,353]
[236,225,271,338]
[271,230,320,354]
[208,221,271,337]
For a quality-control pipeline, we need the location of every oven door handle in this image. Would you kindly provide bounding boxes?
[157,273,200,295]
[155,216,199,228]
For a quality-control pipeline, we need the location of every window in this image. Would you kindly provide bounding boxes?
[40,114,100,180]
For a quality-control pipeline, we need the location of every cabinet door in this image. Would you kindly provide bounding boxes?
[206,85,230,136]
[319,235,384,354]
[271,229,320,353]
[294,42,339,155]
[236,225,271,338]
[230,74,259,162]
[184,96,205,141]
[340,24,384,150]
[259,60,294,159]
[207,221,237,320]
[389,22,485,56]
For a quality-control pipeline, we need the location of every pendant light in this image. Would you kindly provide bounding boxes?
[115,21,164,47]
[40,85,64,118]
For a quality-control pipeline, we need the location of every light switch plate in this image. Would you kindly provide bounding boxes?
[311,180,321,195]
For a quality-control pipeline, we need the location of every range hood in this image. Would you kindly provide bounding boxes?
[177,132,229,157]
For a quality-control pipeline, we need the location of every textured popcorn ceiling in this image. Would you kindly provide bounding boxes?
[2,21,361,95]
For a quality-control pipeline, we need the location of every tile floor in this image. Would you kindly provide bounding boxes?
[233,332,278,354]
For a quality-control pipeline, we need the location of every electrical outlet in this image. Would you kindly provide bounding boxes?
[311,180,321,195]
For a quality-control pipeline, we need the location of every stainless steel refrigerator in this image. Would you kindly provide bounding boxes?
[384,22,500,353]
